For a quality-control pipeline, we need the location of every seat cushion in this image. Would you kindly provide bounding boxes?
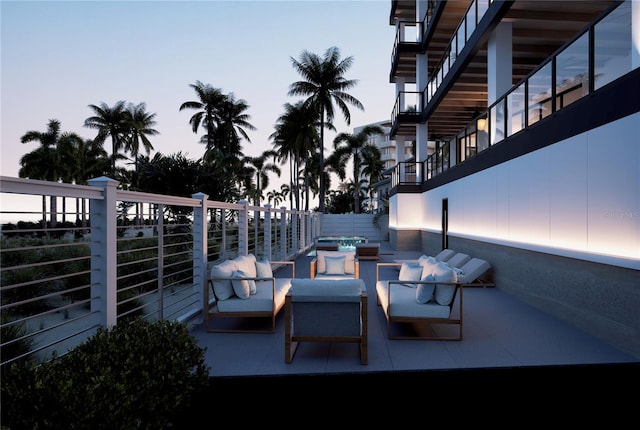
[376,281,451,319]
[290,279,363,302]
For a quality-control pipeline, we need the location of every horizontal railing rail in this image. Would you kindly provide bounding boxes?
[0,175,319,368]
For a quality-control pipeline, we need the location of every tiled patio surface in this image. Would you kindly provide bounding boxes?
[189,242,638,396]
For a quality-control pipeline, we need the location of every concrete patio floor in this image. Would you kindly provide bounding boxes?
[188,242,638,399]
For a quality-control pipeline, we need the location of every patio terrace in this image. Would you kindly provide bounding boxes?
[189,241,638,397]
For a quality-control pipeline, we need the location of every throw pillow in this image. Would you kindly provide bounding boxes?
[416,273,436,304]
[255,259,273,278]
[418,255,437,266]
[433,262,459,306]
[418,255,439,279]
[233,254,257,277]
[316,251,356,275]
[399,262,423,287]
[324,255,346,275]
[210,259,237,300]
[231,270,253,299]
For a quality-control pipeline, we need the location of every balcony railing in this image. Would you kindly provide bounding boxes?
[390,91,422,135]
[0,175,318,368]
[391,161,422,187]
[421,0,633,183]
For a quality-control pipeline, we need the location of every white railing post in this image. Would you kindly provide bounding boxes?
[238,200,249,256]
[280,206,287,260]
[263,204,272,260]
[221,208,227,259]
[291,211,298,256]
[88,176,119,329]
[299,211,306,251]
[192,192,208,314]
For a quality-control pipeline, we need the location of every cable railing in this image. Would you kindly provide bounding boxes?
[0,175,319,368]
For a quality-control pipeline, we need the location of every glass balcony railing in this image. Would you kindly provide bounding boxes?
[419,0,634,185]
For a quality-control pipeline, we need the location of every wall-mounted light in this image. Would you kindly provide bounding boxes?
[477,117,488,133]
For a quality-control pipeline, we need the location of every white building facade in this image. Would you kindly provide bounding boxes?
[386,0,640,357]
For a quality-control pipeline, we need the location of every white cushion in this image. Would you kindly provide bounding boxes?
[418,255,439,279]
[324,255,346,275]
[231,270,252,299]
[433,262,458,306]
[416,273,436,304]
[233,254,257,277]
[210,260,237,300]
[255,259,273,278]
[399,262,423,287]
[418,255,437,266]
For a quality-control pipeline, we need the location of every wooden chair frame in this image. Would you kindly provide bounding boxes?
[205,260,295,333]
[285,288,368,364]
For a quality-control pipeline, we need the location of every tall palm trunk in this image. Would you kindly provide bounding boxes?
[318,106,326,213]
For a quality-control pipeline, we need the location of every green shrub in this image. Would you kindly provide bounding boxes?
[1,318,210,429]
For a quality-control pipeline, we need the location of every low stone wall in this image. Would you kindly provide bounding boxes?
[421,230,640,359]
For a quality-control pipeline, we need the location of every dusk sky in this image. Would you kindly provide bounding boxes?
[1,0,396,201]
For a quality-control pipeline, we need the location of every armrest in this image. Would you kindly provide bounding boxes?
[269,260,295,278]
[376,262,402,282]
[310,258,318,279]
[354,258,360,279]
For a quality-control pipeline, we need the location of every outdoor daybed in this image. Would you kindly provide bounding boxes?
[376,257,463,340]
[310,250,360,280]
[206,254,295,333]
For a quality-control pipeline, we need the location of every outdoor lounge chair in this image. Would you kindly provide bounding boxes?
[375,262,463,340]
[434,248,456,262]
[310,250,359,280]
[455,257,494,287]
[285,278,368,364]
[445,252,471,269]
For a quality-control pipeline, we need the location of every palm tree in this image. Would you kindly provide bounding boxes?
[213,93,256,158]
[124,102,158,176]
[69,138,110,227]
[242,150,281,207]
[179,81,226,152]
[332,125,384,213]
[19,119,70,228]
[84,101,128,174]
[19,119,63,181]
[359,144,385,213]
[288,46,364,213]
[123,102,159,226]
[279,183,290,208]
[270,101,320,210]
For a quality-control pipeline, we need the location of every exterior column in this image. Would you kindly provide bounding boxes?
[488,22,513,104]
